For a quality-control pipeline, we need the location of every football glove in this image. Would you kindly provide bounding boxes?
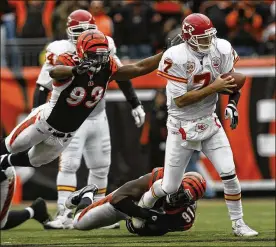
[225,103,239,129]
[131,105,146,128]
[72,60,96,76]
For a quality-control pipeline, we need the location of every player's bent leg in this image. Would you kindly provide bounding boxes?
[5,106,47,154]
[2,198,51,230]
[74,199,126,230]
[47,128,86,230]
[138,130,194,209]
[202,129,258,236]
[0,167,16,229]
[84,112,111,202]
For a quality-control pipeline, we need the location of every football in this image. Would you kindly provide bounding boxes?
[219,72,246,95]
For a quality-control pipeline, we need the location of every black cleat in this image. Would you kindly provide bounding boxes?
[30,197,52,226]
[65,184,98,209]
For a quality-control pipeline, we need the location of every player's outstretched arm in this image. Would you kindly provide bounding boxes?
[49,65,74,80]
[110,52,164,81]
[175,75,237,108]
[111,174,151,204]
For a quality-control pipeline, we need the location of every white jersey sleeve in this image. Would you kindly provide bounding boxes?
[157,45,188,98]
[216,39,239,74]
[36,40,75,90]
[106,36,122,67]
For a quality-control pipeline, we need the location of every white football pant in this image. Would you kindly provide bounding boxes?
[57,110,111,204]
[73,195,126,230]
[162,115,234,194]
[5,104,75,167]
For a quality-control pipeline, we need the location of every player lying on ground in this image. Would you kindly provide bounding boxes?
[0,167,51,229]
[0,29,174,182]
[65,168,206,236]
[133,13,258,237]
[33,9,146,230]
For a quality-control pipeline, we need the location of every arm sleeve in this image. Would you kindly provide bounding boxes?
[221,47,239,74]
[116,80,141,108]
[32,84,50,108]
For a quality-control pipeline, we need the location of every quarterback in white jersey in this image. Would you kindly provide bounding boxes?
[32,10,145,229]
[136,14,258,237]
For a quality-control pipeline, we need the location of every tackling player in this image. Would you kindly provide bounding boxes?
[64,169,205,236]
[32,9,145,229]
[0,29,174,201]
[134,13,258,237]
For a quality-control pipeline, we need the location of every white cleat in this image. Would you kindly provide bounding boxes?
[232,219,259,237]
[44,207,74,230]
[65,184,98,209]
[100,222,120,229]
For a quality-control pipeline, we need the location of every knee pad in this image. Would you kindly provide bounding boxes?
[219,163,236,178]
[89,165,110,179]
[222,174,241,196]
[59,157,81,173]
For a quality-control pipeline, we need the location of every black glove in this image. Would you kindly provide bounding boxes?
[225,103,239,129]
[72,60,96,76]
[164,34,184,51]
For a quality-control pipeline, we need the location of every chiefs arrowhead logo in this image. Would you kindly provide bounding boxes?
[195,123,208,132]
[183,22,195,34]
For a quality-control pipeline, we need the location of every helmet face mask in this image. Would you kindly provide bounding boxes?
[67,24,98,44]
[188,28,217,54]
[83,50,110,67]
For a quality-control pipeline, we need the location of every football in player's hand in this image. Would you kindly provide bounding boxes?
[220,72,246,95]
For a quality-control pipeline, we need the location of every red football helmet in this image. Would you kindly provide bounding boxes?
[67,10,97,44]
[166,171,206,207]
[182,13,217,53]
[76,29,110,66]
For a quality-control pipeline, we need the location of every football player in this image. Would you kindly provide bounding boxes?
[0,168,51,230]
[0,29,176,206]
[134,13,258,237]
[32,9,145,229]
[64,169,205,235]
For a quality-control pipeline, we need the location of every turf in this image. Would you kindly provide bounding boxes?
[0,199,275,247]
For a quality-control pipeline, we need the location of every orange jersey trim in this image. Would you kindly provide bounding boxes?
[0,178,15,221]
[9,112,40,146]
[77,194,113,221]
[157,71,188,83]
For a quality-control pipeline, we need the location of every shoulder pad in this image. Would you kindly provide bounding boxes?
[216,38,232,55]
[46,40,75,56]
[164,44,187,64]
[56,53,77,66]
[106,36,116,56]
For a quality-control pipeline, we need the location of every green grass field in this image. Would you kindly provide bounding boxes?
[1,199,275,247]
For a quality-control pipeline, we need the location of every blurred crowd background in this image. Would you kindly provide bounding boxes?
[1,0,275,68]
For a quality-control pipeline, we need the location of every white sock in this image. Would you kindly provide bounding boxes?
[25,207,34,219]
[57,171,77,206]
[223,176,243,221]
[138,180,166,209]
[57,191,72,206]
[82,192,94,202]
